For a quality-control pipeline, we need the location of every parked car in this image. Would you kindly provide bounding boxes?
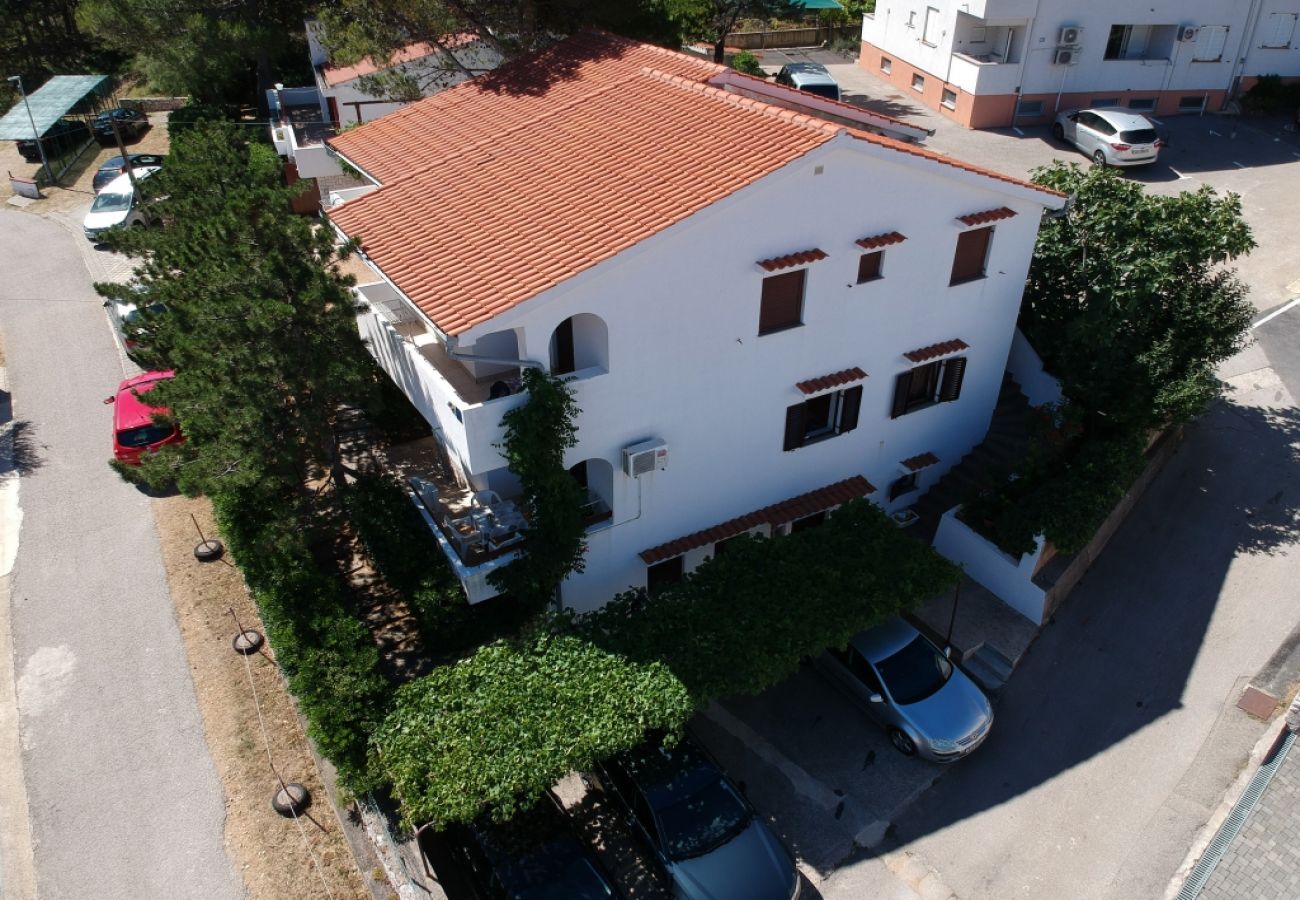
[104,287,167,361]
[440,791,619,900]
[93,153,165,193]
[588,734,800,900]
[92,107,149,144]
[15,118,91,163]
[1051,107,1162,167]
[105,370,183,465]
[815,617,993,762]
[83,167,160,242]
[774,63,841,101]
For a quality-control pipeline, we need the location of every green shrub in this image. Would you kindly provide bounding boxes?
[167,103,233,140]
[730,50,764,76]
[1241,74,1300,113]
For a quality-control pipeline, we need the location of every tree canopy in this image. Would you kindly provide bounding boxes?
[1022,162,1256,431]
[96,121,377,504]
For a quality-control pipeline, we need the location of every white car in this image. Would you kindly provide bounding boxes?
[83,166,160,242]
[1052,108,1162,167]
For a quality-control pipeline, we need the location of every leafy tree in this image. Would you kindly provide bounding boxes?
[1022,163,1255,431]
[96,121,377,509]
[663,0,801,62]
[0,0,120,87]
[488,368,587,608]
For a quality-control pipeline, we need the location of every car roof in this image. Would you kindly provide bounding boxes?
[847,617,924,663]
[115,371,174,430]
[99,166,160,194]
[782,62,837,83]
[1085,107,1155,129]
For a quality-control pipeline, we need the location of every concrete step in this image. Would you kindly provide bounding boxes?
[960,642,1016,695]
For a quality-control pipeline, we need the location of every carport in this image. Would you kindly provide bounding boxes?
[0,74,111,184]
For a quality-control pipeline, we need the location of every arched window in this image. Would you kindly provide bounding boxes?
[550,313,609,375]
[569,458,614,528]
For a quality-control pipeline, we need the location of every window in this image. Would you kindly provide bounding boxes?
[759,269,805,335]
[950,226,992,285]
[1193,25,1228,61]
[1261,12,1297,48]
[857,251,883,283]
[881,56,892,73]
[941,88,958,109]
[1091,97,1119,108]
[550,317,575,374]
[891,356,967,418]
[1015,98,1043,118]
[1127,97,1156,111]
[1104,24,1176,60]
[911,73,925,92]
[647,557,683,595]
[922,6,941,45]
[790,511,826,532]
[889,472,919,501]
[1179,95,1206,113]
[783,385,863,451]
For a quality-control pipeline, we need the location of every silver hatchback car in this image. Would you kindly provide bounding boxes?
[816,618,993,762]
[1052,107,1161,167]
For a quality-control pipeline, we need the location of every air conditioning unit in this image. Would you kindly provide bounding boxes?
[1053,47,1079,66]
[1058,25,1083,46]
[622,438,668,477]
[1178,25,1199,42]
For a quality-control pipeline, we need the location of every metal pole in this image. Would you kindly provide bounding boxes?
[945,580,961,648]
[108,114,137,191]
[7,76,51,184]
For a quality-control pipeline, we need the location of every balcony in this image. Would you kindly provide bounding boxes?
[267,85,342,178]
[947,52,1023,95]
[958,0,1037,20]
[385,437,527,604]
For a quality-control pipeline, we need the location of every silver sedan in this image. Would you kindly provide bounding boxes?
[1052,107,1162,167]
[815,617,993,762]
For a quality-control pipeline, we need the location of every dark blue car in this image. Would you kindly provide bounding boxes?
[590,735,800,900]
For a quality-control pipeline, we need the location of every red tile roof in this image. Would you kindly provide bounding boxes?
[856,231,907,250]
[757,249,828,272]
[639,476,875,564]
[904,339,969,364]
[901,451,939,472]
[957,206,1017,227]
[327,30,1066,337]
[796,367,867,395]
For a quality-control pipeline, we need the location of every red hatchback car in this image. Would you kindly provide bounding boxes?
[106,370,183,464]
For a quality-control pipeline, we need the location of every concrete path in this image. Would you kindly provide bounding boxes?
[0,208,243,899]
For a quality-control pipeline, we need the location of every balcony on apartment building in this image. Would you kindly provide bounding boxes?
[948,17,1026,95]
[268,86,343,178]
[954,0,1037,21]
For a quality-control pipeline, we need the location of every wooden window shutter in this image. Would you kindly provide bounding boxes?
[783,403,807,450]
[891,371,913,419]
[760,270,805,334]
[839,386,863,433]
[950,227,992,285]
[939,356,967,402]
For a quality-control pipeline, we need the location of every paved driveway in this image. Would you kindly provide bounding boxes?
[0,208,243,899]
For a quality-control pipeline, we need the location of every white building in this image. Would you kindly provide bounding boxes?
[325,30,1065,612]
[860,0,1300,128]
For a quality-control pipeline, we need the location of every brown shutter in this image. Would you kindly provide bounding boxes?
[950,227,992,284]
[760,270,805,334]
[857,252,882,283]
[891,371,913,418]
[783,403,806,451]
[838,386,863,433]
[940,356,967,401]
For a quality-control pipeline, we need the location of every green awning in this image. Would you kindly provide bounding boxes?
[0,75,110,140]
[793,0,844,8]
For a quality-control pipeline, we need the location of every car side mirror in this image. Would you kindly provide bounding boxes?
[103,396,115,405]
[943,646,953,659]
[868,693,884,704]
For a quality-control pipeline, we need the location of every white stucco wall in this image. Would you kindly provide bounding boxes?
[866,0,1300,101]
[427,135,1056,612]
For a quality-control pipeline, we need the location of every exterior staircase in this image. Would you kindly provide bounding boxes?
[910,374,1034,544]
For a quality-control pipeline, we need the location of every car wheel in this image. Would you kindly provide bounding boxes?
[889,728,918,757]
[1051,122,1065,142]
[1092,149,1107,167]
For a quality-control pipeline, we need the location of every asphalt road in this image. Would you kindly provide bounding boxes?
[0,208,242,899]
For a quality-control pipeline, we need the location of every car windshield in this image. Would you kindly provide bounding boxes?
[655,773,751,860]
[1120,128,1157,144]
[875,635,953,706]
[800,83,840,99]
[91,191,132,213]
[117,423,175,448]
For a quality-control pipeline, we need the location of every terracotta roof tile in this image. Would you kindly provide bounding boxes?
[639,476,875,564]
[757,248,828,272]
[901,451,939,472]
[856,231,907,250]
[796,367,867,395]
[326,30,1065,337]
[904,338,969,364]
[957,206,1017,226]
[320,40,470,87]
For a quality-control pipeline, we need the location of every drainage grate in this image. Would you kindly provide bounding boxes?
[1175,728,1297,900]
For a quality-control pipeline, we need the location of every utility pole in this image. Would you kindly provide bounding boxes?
[7,75,51,184]
[107,112,138,191]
